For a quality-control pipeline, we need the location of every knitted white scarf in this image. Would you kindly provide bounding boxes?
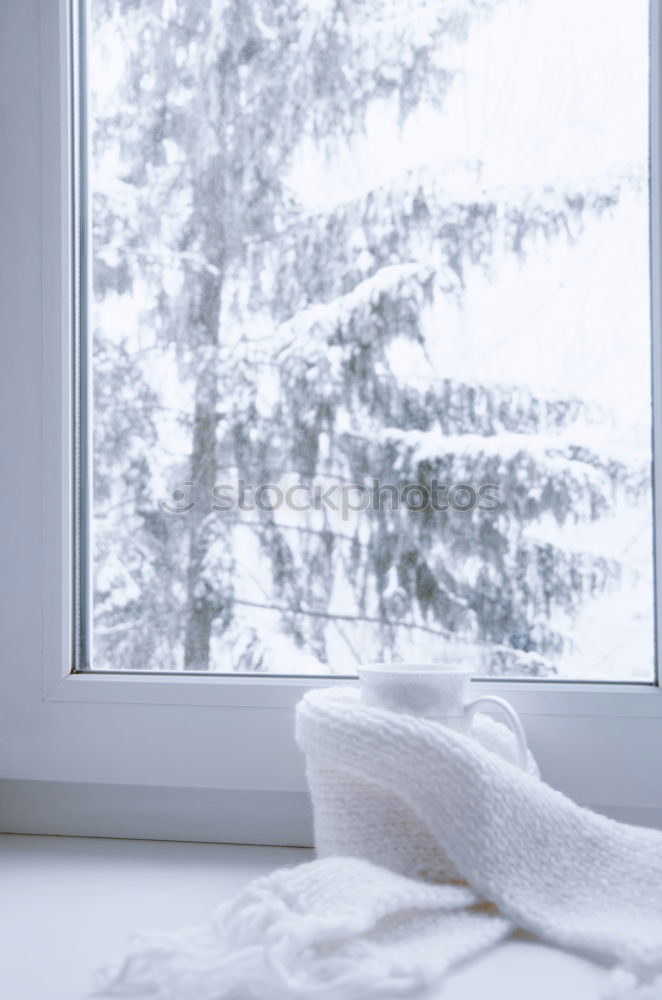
[99,687,662,999]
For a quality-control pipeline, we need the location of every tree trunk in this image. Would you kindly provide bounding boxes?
[183,262,223,671]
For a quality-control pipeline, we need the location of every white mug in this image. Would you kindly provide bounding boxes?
[358,660,529,769]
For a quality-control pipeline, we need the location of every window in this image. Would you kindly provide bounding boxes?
[0,0,660,846]
[86,0,654,680]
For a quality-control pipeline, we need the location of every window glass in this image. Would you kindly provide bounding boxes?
[88,0,654,678]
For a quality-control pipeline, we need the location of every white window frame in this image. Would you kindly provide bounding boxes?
[0,0,661,843]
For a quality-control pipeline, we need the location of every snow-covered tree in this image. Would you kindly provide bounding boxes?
[90,0,648,675]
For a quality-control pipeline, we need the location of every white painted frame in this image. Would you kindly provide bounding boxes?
[0,0,661,844]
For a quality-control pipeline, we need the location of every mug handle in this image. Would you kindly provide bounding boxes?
[463,695,529,769]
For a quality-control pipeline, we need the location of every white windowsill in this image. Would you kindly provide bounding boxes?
[2,833,612,1000]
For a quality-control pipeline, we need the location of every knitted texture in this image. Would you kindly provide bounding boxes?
[99,687,662,999]
[302,690,538,885]
[297,688,662,991]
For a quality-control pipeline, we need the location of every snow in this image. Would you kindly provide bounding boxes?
[88,0,654,681]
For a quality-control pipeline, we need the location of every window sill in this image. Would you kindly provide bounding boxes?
[0,833,617,1000]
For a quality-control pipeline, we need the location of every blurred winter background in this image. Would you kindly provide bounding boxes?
[88,0,654,678]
